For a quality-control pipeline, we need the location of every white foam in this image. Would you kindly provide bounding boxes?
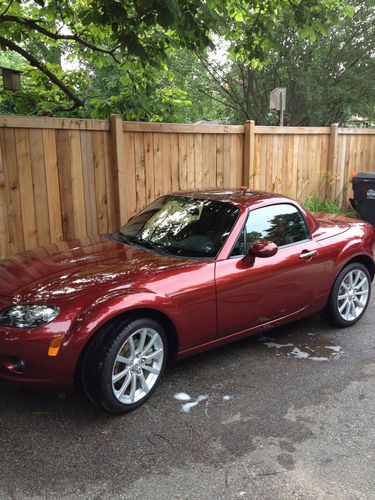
[325,346,342,352]
[289,347,310,359]
[264,341,294,349]
[181,394,208,413]
[173,392,191,401]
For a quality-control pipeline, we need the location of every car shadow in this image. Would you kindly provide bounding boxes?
[0,313,332,419]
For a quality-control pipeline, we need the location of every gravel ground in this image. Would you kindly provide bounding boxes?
[1,298,375,499]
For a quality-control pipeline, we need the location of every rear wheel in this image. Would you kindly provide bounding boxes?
[325,262,371,327]
[81,317,167,413]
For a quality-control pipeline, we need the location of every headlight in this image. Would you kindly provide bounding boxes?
[0,305,60,328]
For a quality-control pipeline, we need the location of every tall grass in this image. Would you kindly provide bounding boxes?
[304,195,357,217]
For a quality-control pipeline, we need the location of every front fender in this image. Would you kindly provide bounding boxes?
[58,289,178,385]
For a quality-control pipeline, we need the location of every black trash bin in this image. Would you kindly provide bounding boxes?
[350,172,375,226]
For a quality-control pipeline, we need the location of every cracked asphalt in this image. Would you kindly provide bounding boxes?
[1,298,375,500]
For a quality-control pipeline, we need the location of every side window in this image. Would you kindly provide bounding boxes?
[232,204,309,256]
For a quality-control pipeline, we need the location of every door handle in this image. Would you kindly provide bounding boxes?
[299,250,318,260]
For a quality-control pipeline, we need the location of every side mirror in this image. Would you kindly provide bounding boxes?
[248,240,278,258]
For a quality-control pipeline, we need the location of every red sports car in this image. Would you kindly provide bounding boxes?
[0,190,374,413]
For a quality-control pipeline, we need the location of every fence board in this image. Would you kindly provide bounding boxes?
[15,129,38,249]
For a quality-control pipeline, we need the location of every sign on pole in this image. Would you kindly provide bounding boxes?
[270,87,286,126]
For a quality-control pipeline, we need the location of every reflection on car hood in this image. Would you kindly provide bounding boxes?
[0,235,190,301]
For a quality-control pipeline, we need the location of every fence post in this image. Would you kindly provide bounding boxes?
[244,120,255,188]
[110,114,128,226]
[327,123,339,201]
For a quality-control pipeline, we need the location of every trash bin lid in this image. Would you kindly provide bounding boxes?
[352,172,375,181]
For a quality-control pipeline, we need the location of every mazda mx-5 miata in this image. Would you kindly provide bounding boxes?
[0,190,374,413]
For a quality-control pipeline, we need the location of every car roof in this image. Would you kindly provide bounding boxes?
[170,188,293,210]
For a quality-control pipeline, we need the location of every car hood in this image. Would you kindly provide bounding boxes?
[0,236,191,301]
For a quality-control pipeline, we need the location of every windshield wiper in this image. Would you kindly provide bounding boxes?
[133,237,169,255]
[113,232,169,256]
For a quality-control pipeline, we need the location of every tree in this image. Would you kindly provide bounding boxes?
[177,0,374,126]
[0,0,350,115]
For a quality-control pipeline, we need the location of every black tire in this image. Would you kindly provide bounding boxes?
[325,262,371,327]
[80,317,167,414]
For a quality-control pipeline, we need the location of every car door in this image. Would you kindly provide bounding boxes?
[215,203,326,338]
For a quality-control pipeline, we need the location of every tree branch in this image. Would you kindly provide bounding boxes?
[0,14,121,63]
[0,35,84,107]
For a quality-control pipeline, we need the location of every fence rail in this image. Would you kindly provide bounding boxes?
[0,114,374,260]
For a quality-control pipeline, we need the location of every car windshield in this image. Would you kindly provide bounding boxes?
[118,195,239,258]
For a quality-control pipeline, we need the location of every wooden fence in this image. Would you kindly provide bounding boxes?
[0,114,374,259]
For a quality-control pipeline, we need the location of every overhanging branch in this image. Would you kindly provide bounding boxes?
[0,35,84,107]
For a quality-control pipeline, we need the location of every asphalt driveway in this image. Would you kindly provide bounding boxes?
[1,298,375,499]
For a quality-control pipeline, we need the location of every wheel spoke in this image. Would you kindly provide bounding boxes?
[116,355,132,365]
[348,272,354,288]
[142,333,157,356]
[138,372,149,394]
[142,364,160,375]
[143,348,163,362]
[128,336,136,358]
[136,330,147,354]
[357,278,368,289]
[339,298,348,313]
[355,290,368,296]
[354,297,365,308]
[113,365,132,383]
[130,373,137,403]
[344,301,352,320]
[353,271,362,287]
[116,373,132,398]
[338,293,347,300]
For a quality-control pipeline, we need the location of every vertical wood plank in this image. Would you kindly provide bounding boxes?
[29,129,51,246]
[68,130,86,238]
[110,115,127,224]
[194,134,203,188]
[80,130,98,236]
[153,133,163,198]
[186,134,195,189]
[43,129,63,242]
[0,136,9,258]
[56,130,75,240]
[92,131,107,234]
[178,134,188,190]
[144,132,155,204]
[134,132,146,211]
[327,123,339,199]
[15,129,38,249]
[202,134,213,188]
[103,131,118,230]
[170,133,179,192]
[123,131,137,218]
[216,135,224,187]
[223,134,231,187]
[162,133,172,194]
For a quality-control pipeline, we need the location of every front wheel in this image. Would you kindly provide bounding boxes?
[82,317,167,414]
[325,262,371,327]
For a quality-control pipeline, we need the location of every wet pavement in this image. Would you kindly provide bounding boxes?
[1,298,375,499]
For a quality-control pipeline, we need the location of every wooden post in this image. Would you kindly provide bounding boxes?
[243,120,255,188]
[110,114,128,226]
[327,123,339,201]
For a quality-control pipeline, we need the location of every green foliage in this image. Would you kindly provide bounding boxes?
[304,196,356,216]
[0,0,352,118]
[176,0,374,126]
